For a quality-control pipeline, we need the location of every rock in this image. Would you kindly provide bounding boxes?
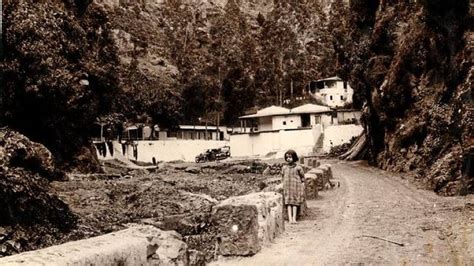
[0,128,76,257]
[185,166,201,174]
[188,249,206,266]
[320,164,333,179]
[262,166,271,175]
[309,168,327,191]
[222,164,251,174]
[152,229,189,265]
[211,192,284,256]
[1,127,57,179]
[304,173,319,199]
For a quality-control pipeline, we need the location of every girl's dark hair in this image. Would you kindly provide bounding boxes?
[284,149,299,162]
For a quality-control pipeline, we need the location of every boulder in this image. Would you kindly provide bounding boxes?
[211,192,284,256]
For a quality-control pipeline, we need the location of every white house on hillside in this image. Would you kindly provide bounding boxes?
[231,103,358,158]
[309,76,354,108]
[238,104,333,132]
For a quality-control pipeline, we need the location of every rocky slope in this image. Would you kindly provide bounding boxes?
[335,0,473,195]
[0,128,77,256]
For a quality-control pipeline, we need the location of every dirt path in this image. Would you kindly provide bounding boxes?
[212,161,474,265]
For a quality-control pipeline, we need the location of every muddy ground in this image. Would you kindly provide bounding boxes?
[48,159,284,261]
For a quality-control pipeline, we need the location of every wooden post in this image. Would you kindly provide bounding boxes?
[217,113,220,140]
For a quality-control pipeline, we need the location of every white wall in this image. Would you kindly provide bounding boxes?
[321,114,333,129]
[230,128,318,158]
[258,116,273,131]
[95,140,229,162]
[322,124,363,152]
[337,111,362,124]
[272,115,301,130]
[315,81,354,108]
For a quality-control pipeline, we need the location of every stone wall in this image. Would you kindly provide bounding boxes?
[0,225,188,265]
[211,192,284,256]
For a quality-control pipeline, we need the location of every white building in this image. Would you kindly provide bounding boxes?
[238,104,333,132]
[230,103,363,158]
[310,76,354,108]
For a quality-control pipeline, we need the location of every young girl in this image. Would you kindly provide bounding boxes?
[282,149,305,224]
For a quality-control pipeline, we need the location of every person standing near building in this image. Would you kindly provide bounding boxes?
[282,149,306,224]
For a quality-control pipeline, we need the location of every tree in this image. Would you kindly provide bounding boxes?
[1,0,119,170]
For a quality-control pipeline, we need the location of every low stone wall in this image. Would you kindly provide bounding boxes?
[306,157,320,168]
[211,192,284,256]
[0,225,188,266]
[303,158,333,191]
[304,173,319,199]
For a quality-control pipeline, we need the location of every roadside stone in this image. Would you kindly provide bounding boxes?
[0,225,188,265]
[304,173,319,199]
[211,192,284,256]
[320,164,333,179]
[309,168,327,190]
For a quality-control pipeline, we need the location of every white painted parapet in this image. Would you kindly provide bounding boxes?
[211,192,284,256]
[0,225,188,266]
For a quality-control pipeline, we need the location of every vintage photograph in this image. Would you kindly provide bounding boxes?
[1,0,473,265]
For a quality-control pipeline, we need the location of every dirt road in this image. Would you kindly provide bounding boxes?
[212,160,474,265]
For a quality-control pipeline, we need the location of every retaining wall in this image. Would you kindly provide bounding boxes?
[0,225,188,266]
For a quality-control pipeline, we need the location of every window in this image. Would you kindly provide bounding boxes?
[343,82,347,89]
[330,95,333,101]
[314,115,321,124]
[301,114,310,127]
[340,95,344,100]
[283,121,287,125]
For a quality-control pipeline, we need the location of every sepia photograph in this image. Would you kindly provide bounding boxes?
[0,0,473,265]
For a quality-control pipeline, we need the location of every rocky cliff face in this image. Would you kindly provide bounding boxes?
[336,0,473,195]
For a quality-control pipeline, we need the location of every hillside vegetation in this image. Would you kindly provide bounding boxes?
[1,0,472,195]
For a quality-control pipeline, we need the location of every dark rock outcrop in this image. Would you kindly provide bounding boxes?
[334,0,473,195]
[0,128,76,257]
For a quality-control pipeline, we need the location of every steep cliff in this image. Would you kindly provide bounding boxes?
[335,0,473,195]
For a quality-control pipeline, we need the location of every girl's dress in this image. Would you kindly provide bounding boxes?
[282,163,305,206]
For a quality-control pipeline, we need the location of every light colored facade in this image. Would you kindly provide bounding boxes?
[95,139,228,163]
[310,76,354,108]
[232,103,364,157]
[239,104,333,132]
[121,124,230,141]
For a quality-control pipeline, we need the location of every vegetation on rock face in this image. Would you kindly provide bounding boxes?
[1,0,471,196]
[105,0,334,125]
[333,0,473,195]
[1,0,119,171]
